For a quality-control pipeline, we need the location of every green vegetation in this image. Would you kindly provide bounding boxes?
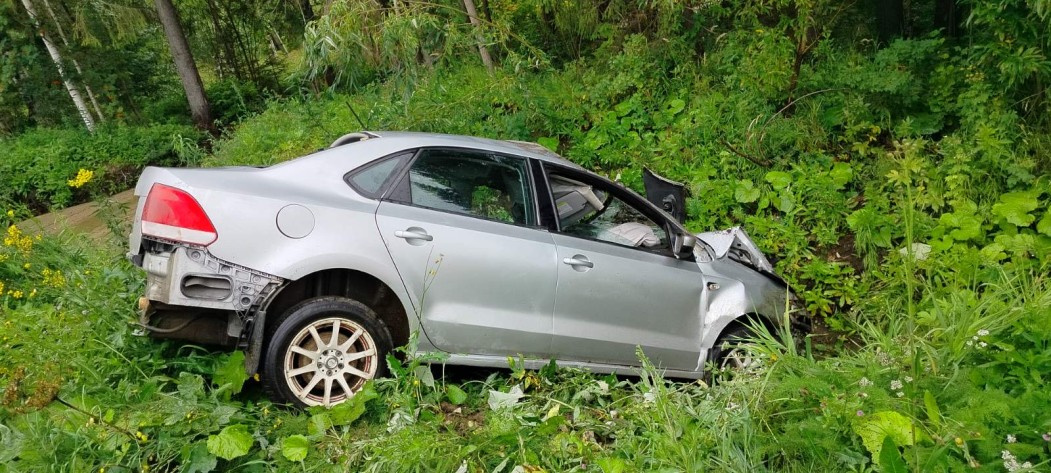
[0,124,202,212]
[3,0,1051,471]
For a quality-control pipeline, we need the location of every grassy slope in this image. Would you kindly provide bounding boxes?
[2,54,1051,473]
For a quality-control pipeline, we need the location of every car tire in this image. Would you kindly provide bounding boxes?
[707,324,757,379]
[262,296,392,408]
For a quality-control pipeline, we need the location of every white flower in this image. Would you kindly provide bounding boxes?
[890,380,903,391]
[896,391,904,397]
[972,335,980,341]
[1002,450,1024,472]
[979,341,988,348]
[977,329,990,337]
[1007,434,1017,443]
[967,340,974,347]
[904,376,913,383]
[859,377,873,388]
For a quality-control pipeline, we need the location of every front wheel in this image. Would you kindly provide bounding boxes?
[262,296,393,408]
[706,324,758,379]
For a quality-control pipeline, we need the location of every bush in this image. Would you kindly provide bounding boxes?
[0,124,204,211]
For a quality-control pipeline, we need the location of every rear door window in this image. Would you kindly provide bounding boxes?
[390,149,536,226]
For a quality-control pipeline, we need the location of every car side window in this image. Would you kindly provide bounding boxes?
[548,172,667,249]
[345,152,412,198]
[394,149,536,226]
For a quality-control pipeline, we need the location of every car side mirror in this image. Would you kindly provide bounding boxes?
[672,232,696,260]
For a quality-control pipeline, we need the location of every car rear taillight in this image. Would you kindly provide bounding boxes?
[141,183,218,246]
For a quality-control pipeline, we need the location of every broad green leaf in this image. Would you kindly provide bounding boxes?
[923,391,941,429]
[829,162,853,189]
[206,424,253,461]
[414,365,435,388]
[852,411,917,461]
[281,435,309,462]
[1037,211,1051,236]
[446,385,468,405]
[536,137,559,152]
[213,351,249,399]
[734,180,760,203]
[327,382,378,426]
[980,242,1007,262]
[386,354,405,376]
[991,191,1040,227]
[182,442,217,473]
[488,385,525,410]
[595,457,628,473]
[665,98,686,115]
[764,171,792,190]
[177,373,205,400]
[774,192,795,213]
[939,212,983,241]
[308,412,332,436]
[879,436,908,473]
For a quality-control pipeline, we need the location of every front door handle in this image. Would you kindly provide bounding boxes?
[562,255,594,271]
[394,227,433,245]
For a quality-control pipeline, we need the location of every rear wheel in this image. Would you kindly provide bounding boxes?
[262,296,392,407]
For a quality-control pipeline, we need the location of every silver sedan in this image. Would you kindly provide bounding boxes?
[128,131,804,407]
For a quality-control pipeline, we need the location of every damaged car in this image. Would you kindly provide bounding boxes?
[128,131,806,407]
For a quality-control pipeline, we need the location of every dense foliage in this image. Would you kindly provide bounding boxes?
[2,0,1050,471]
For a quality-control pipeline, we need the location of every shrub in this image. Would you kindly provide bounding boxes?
[0,124,203,211]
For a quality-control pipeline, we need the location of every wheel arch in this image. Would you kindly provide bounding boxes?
[702,312,779,352]
[245,267,413,375]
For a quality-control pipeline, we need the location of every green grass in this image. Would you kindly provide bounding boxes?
[2,30,1051,472]
[1,223,1048,471]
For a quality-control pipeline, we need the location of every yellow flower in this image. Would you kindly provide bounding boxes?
[12,290,22,299]
[68,169,94,188]
[4,225,33,254]
[5,210,12,218]
[42,268,66,288]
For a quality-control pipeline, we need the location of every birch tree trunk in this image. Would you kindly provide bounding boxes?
[154,0,215,133]
[40,0,105,122]
[462,0,494,75]
[19,0,96,131]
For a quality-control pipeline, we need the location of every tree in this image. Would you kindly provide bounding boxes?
[19,0,96,131]
[153,0,214,133]
[462,0,494,75]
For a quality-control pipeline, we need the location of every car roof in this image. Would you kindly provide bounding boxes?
[341,131,584,170]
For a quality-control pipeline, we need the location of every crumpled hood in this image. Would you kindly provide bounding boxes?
[695,227,775,273]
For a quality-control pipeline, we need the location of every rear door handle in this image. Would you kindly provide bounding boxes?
[394,227,433,244]
[562,255,593,271]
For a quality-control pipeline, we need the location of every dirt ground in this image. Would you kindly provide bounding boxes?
[18,189,136,243]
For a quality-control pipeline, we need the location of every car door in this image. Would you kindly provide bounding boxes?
[543,164,704,371]
[374,148,557,358]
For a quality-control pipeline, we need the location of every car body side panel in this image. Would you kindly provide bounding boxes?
[128,165,422,348]
[549,233,704,371]
[375,201,558,358]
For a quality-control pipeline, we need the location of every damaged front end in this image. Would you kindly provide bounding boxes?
[696,227,812,334]
[136,238,284,347]
[696,227,774,273]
